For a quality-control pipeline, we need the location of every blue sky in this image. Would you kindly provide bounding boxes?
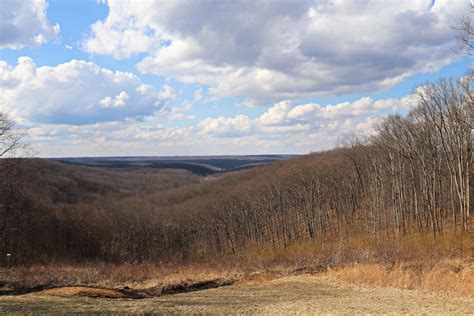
[0,0,471,157]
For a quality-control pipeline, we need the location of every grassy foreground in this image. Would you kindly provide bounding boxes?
[0,231,472,314]
[2,231,473,298]
[1,275,473,315]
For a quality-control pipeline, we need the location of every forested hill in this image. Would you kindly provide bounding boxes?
[50,155,297,176]
[0,77,472,266]
[2,158,201,204]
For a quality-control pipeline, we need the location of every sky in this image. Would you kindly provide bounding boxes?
[0,0,472,157]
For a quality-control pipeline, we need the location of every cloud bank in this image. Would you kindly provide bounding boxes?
[25,94,417,156]
[0,57,171,125]
[84,0,468,102]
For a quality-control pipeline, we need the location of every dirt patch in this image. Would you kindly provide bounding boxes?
[4,278,237,300]
[30,287,127,299]
[161,278,235,294]
[131,278,237,297]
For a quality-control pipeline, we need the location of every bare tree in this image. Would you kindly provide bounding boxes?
[0,112,25,266]
[454,5,473,56]
[0,112,23,159]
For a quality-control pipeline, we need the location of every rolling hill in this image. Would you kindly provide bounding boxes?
[50,155,298,176]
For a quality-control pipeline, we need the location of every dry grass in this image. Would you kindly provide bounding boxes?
[3,263,242,291]
[3,231,472,298]
[2,275,474,314]
[326,258,474,297]
[199,230,472,277]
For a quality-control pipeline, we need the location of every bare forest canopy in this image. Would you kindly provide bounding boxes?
[0,76,472,266]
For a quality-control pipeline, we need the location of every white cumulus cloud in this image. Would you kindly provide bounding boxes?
[99,91,130,108]
[84,0,469,103]
[0,57,170,124]
[24,93,419,156]
[0,0,60,49]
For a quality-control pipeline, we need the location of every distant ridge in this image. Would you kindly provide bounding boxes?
[50,155,299,176]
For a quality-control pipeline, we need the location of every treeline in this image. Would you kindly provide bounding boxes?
[0,76,472,266]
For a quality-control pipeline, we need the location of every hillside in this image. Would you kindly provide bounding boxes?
[6,158,201,204]
[1,143,472,264]
[51,155,297,176]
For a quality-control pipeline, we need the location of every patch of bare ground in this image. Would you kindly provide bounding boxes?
[0,263,242,295]
[0,275,473,314]
[30,287,127,299]
[1,278,237,299]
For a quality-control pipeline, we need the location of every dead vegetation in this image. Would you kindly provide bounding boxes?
[327,259,474,297]
[0,263,241,296]
[1,275,473,315]
[1,230,471,298]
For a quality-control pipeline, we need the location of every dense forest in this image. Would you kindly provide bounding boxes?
[0,75,472,267]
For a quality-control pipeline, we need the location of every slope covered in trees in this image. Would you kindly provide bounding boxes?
[0,76,472,267]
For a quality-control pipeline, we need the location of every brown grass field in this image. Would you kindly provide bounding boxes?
[1,274,473,315]
[0,253,473,314]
